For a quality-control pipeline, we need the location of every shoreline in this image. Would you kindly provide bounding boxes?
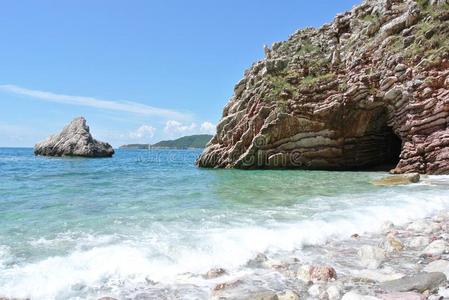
[204,208,449,300]
[1,211,449,299]
[1,173,449,300]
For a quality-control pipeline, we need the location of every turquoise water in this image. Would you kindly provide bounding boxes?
[1,148,449,299]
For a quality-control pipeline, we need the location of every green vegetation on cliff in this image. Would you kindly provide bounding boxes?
[197,0,449,175]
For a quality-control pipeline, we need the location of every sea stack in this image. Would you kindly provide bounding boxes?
[34,117,114,157]
[197,0,449,174]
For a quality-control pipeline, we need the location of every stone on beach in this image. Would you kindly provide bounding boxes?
[422,240,449,256]
[379,292,426,300]
[436,211,449,222]
[407,237,430,249]
[297,264,312,282]
[341,291,381,300]
[407,220,440,234]
[352,268,404,283]
[327,284,343,300]
[276,290,300,300]
[308,284,326,298]
[423,260,449,277]
[358,245,387,269]
[34,117,114,158]
[297,265,337,282]
[310,265,337,282]
[380,272,447,293]
[381,233,404,253]
[247,291,279,300]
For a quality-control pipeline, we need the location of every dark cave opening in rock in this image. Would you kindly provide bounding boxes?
[368,127,402,171]
[385,128,402,168]
[387,128,402,164]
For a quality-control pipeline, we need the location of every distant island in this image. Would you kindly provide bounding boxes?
[120,134,213,149]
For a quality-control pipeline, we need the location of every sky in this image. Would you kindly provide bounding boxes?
[0,0,360,147]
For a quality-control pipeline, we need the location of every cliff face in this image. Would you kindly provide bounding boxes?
[197,0,449,174]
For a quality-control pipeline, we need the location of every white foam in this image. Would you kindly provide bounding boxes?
[28,232,116,249]
[0,246,10,268]
[1,178,449,299]
[0,245,154,299]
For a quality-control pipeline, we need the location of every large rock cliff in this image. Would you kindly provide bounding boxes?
[197,0,449,174]
[35,117,114,158]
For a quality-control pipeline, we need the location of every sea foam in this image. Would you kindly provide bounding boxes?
[1,176,448,299]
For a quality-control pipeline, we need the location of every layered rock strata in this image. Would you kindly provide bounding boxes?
[34,117,114,157]
[198,0,449,174]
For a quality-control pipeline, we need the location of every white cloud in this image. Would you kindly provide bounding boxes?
[163,120,216,137]
[0,123,48,147]
[164,120,197,135]
[0,84,189,120]
[200,121,215,134]
[129,125,156,139]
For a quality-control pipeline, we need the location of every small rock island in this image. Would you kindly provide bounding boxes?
[34,117,114,157]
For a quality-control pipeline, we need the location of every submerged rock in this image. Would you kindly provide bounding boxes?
[371,174,420,186]
[358,245,387,269]
[204,267,227,279]
[34,117,114,157]
[246,253,269,267]
[213,279,243,291]
[380,272,447,293]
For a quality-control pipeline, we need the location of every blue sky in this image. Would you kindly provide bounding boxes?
[0,0,360,147]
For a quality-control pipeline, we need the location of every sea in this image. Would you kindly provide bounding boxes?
[1,148,449,300]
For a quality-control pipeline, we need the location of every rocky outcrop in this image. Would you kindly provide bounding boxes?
[34,117,114,157]
[197,0,449,174]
